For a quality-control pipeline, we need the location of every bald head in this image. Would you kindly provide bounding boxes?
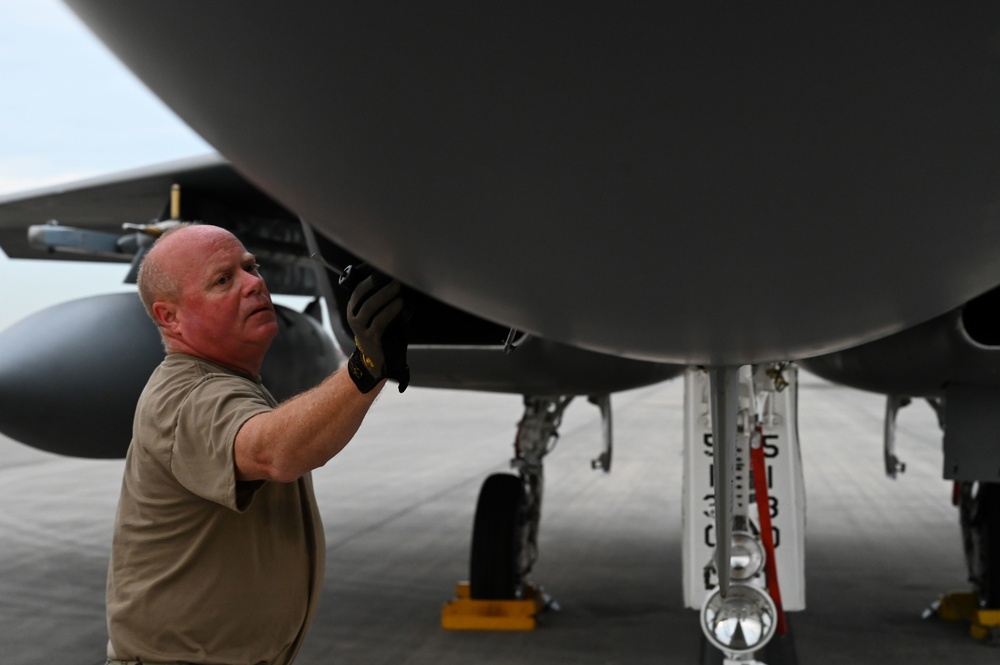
[135,223,278,374]
[137,223,195,324]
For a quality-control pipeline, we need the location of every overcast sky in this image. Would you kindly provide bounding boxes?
[0,0,211,332]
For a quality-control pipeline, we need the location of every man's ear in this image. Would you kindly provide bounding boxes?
[152,301,180,334]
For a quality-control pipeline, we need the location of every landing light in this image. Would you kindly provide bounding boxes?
[701,583,777,656]
[730,531,765,581]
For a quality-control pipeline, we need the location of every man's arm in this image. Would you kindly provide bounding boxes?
[234,368,384,482]
[235,276,404,482]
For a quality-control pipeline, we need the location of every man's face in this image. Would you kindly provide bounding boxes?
[167,227,279,368]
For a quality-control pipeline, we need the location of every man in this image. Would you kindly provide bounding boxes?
[105,223,403,664]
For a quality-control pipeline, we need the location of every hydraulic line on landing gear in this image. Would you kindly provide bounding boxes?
[751,424,787,636]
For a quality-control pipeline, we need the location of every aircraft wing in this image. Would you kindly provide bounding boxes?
[0,154,323,295]
[1,154,234,260]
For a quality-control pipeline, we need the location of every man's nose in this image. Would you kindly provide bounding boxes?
[242,269,268,294]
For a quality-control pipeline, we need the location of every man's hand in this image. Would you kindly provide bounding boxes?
[346,276,404,393]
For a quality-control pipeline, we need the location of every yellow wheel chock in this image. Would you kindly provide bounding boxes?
[931,592,1000,641]
[441,582,549,631]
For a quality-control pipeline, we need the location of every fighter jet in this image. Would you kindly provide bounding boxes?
[3,2,1000,660]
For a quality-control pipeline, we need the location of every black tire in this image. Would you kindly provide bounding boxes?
[469,473,525,600]
[960,481,1000,608]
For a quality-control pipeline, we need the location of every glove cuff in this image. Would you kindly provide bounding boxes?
[347,347,382,394]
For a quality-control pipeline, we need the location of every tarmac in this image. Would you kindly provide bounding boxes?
[0,371,996,664]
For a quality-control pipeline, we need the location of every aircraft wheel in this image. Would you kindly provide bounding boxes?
[959,481,1000,608]
[469,473,526,599]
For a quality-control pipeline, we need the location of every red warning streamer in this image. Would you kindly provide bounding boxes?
[751,425,788,635]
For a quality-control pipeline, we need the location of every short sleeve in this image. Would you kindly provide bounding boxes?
[171,374,273,510]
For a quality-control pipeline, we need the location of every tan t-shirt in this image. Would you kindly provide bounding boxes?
[107,354,325,665]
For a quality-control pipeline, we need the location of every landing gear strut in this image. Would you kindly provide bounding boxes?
[959,481,1000,608]
[683,365,806,664]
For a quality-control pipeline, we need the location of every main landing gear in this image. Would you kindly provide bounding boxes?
[959,481,1000,609]
[889,393,1000,639]
[470,395,576,601]
[922,481,1000,641]
[443,394,612,629]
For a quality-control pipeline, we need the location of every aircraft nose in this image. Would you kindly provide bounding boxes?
[0,293,163,458]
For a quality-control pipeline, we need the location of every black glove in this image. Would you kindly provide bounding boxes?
[341,264,410,393]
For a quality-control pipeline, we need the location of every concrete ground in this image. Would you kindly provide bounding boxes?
[0,372,995,664]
